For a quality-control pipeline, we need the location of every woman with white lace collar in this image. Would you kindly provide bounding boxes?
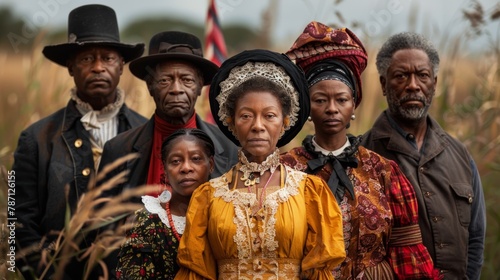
[116,128,215,279]
[175,49,345,279]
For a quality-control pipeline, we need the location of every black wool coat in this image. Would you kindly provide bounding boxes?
[13,100,147,278]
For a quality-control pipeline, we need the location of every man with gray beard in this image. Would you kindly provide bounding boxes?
[361,32,485,280]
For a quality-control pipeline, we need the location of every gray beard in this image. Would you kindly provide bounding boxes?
[386,91,433,123]
[389,104,430,122]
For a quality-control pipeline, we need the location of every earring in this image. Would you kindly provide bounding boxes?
[307,116,312,122]
[158,189,172,203]
[351,114,356,120]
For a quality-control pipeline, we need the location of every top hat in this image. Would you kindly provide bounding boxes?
[129,31,219,85]
[42,4,144,66]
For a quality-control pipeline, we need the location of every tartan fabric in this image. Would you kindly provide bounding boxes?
[386,160,442,279]
[281,135,441,279]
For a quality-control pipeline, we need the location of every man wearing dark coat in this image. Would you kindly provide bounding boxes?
[99,31,239,197]
[12,4,146,279]
[361,32,485,279]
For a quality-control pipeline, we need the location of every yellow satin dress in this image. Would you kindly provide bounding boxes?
[175,165,345,280]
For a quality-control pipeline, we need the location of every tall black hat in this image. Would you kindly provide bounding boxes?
[42,4,144,66]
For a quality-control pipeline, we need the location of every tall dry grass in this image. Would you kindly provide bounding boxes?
[1,153,158,279]
[434,5,500,278]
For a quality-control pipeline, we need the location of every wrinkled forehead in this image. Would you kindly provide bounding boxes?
[153,60,201,76]
[391,49,431,64]
[389,49,433,70]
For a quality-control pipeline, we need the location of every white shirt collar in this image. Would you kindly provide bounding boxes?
[311,136,351,156]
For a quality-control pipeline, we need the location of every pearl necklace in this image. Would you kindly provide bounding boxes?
[165,202,182,242]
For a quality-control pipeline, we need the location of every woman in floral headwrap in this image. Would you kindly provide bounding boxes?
[174,49,345,279]
[281,21,441,279]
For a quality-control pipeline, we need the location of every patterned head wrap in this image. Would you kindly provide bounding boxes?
[286,21,367,108]
[209,49,309,147]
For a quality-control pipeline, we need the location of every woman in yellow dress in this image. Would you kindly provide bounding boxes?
[174,50,345,279]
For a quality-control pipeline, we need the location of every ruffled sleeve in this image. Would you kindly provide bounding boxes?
[385,160,441,279]
[174,182,217,280]
[301,174,345,279]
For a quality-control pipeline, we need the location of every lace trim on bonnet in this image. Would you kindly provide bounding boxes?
[216,61,300,138]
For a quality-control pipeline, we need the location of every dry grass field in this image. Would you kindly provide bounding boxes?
[0,19,499,279]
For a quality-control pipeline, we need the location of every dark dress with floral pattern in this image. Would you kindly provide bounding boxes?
[116,208,181,280]
[281,135,439,279]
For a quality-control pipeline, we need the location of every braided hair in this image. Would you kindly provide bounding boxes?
[161,128,215,164]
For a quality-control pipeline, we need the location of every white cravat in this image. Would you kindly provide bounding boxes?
[71,88,125,168]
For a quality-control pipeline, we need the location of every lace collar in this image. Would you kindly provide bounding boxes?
[70,87,125,122]
[238,148,280,178]
[142,191,171,228]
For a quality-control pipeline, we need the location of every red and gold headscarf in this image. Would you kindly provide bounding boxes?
[286,21,367,108]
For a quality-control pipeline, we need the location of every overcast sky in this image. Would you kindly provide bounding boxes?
[2,0,498,53]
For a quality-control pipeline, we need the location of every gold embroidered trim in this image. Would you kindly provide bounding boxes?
[212,166,306,260]
[218,257,301,279]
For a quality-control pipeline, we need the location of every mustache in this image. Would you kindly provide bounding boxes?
[87,75,109,83]
[399,94,427,104]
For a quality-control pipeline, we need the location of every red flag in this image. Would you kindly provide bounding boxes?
[201,0,227,124]
[205,0,227,67]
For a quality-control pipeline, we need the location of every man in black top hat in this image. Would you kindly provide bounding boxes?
[12,4,146,279]
[99,31,238,196]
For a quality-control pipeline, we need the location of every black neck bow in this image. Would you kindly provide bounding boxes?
[303,135,361,202]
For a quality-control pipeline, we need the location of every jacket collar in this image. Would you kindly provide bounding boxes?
[62,99,132,132]
[371,110,449,162]
[61,100,84,132]
[132,117,155,152]
[195,115,225,156]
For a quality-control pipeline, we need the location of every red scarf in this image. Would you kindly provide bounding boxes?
[146,113,197,196]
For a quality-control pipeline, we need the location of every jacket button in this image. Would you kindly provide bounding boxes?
[424,191,431,197]
[82,168,91,176]
[419,166,425,172]
[74,139,83,148]
[432,216,439,222]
